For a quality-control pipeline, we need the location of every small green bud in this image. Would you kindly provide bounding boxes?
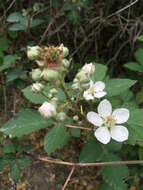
[73,115,79,121]
[47,93,53,99]
[31,82,44,93]
[71,83,80,90]
[27,46,41,60]
[49,88,58,95]
[73,78,78,83]
[62,59,70,68]
[76,71,89,83]
[57,112,67,121]
[42,69,60,82]
[36,60,45,67]
[81,83,90,90]
[81,63,95,75]
[31,68,42,81]
[59,44,69,58]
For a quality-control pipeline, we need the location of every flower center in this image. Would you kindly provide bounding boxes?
[104,115,116,127]
[89,85,95,95]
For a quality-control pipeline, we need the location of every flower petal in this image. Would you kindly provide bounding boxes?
[83,91,94,100]
[110,125,129,142]
[94,81,105,92]
[89,80,94,86]
[94,127,111,144]
[87,112,103,127]
[112,108,129,124]
[94,91,107,98]
[98,99,112,118]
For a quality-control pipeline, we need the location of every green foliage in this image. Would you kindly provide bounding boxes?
[0,54,19,72]
[127,109,143,144]
[101,153,129,190]
[18,157,31,167]
[106,79,136,97]
[79,139,103,163]
[10,162,21,182]
[44,123,70,155]
[71,128,80,137]
[92,63,107,81]
[0,109,53,137]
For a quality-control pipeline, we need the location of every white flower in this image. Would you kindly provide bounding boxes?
[32,82,44,93]
[82,63,95,74]
[39,102,56,118]
[87,99,129,144]
[83,80,106,100]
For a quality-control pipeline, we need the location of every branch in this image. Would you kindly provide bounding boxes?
[62,166,75,190]
[28,153,143,167]
[66,124,93,131]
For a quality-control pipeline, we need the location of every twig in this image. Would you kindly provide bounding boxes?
[1,74,7,120]
[39,0,70,45]
[29,153,143,167]
[66,124,93,131]
[62,166,75,190]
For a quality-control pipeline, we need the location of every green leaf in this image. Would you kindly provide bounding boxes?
[127,109,143,144]
[10,162,21,182]
[104,140,122,151]
[44,123,69,155]
[0,159,11,170]
[30,19,44,28]
[101,153,129,190]
[0,55,19,71]
[135,49,143,65]
[9,23,27,31]
[99,184,114,190]
[0,37,10,52]
[71,128,80,137]
[22,85,49,104]
[6,68,26,82]
[18,157,31,167]
[3,142,15,153]
[79,139,103,163]
[137,35,143,42]
[7,12,23,23]
[106,79,136,97]
[0,109,53,137]
[124,62,143,72]
[92,63,107,81]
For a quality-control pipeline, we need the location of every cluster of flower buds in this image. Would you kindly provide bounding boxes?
[27,44,70,86]
[72,63,96,91]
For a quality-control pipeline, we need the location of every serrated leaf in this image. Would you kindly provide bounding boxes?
[22,85,50,104]
[92,63,107,81]
[10,162,21,182]
[0,159,11,170]
[79,139,103,163]
[6,67,25,82]
[101,153,129,190]
[44,123,69,155]
[124,62,143,72]
[3,142,15,153]
[18,157,31,167]
[106,79,136,97]
[0,55,19,71]
[127,109,143,144]
[99,183,114,190]
[0,109,53,137]
[7,12,23,23]
[135,49,143,65]
[104,140,122,151]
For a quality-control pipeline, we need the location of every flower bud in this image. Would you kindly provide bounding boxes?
[42,69,60,82]
[47,93,53,99]
[80,83,90,90]
[73,115,79,121]
[62,59,70,68]
[36,60,45,67]
[71,83,80,90]
[50,97,58,107]
[82,63,95,75]
[31,68,42,81]
[57,112,66,121]
[49,88,58,95]
[32,82,44,93]
[59,44,69,58]
[76,71,89,83]
[39,102,56,118]
[27,46,41,60]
